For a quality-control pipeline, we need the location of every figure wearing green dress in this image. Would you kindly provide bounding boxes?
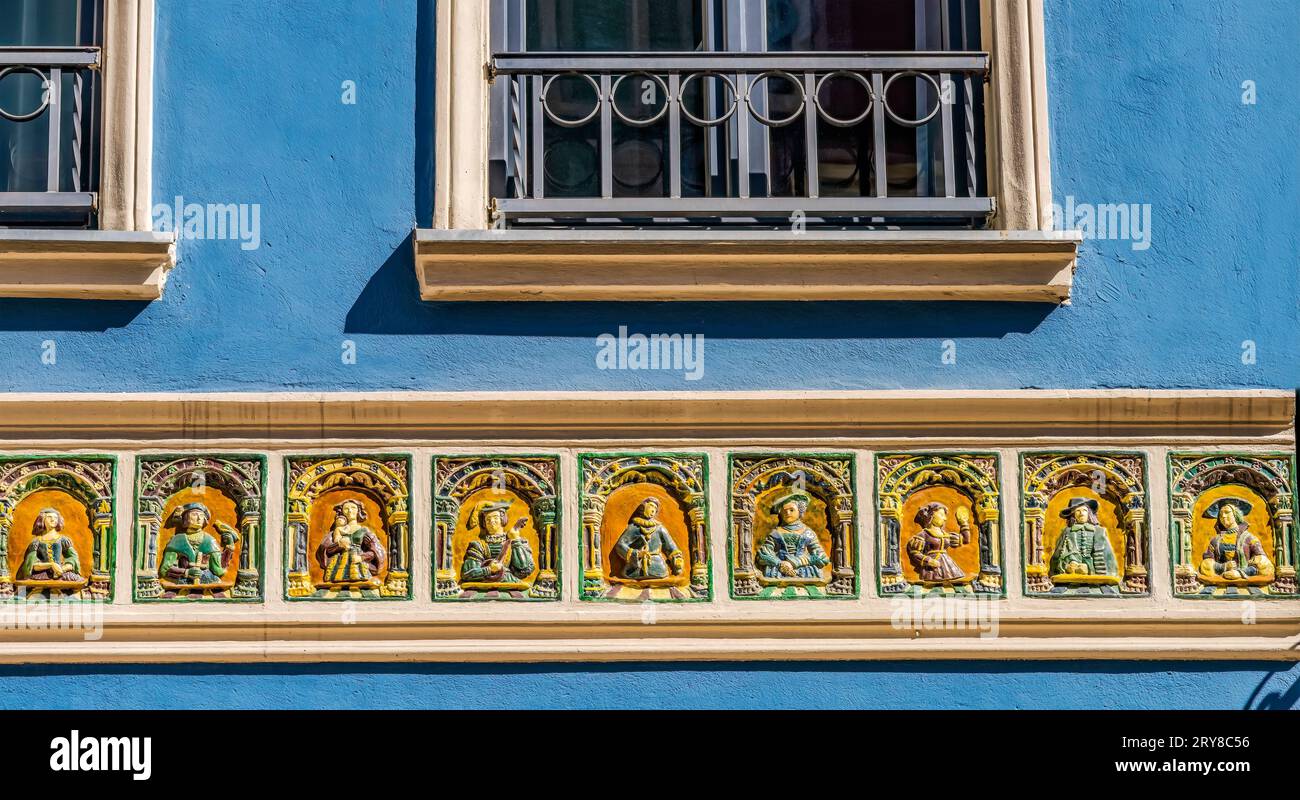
[16,508,81,582]
[460,500,534,584]
[159,502,240,585]
[1049,497,1118,582]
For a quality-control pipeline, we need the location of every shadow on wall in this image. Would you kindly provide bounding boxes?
[345,234,1060,340]
[0,298,149,332]
[2,660,1295,710]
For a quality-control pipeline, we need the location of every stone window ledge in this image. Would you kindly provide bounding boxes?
[0,229,177,300]
[413,229,1081,303]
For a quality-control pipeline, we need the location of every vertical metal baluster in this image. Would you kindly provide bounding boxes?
[735,72,750,199]
[46,67,62,192]
[871,71,887,198]
[600,72,612,199]
[939,70,955,198]
[71,69,83,193]
[803,71,819,199]
[669,72,682,199]
[964,72,976,197]
[531,74,544,199]
[510,75,526,198]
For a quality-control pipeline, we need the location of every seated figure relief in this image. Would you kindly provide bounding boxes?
[16,508,84,586]
[1049,497,1119,585]
[906,501,971,585]
[159,502,241,588]
[459,500,535,588]
[613,497,684,583]
[1198,498,1274,584]
[756,490,830,584]
[315,499,387,589]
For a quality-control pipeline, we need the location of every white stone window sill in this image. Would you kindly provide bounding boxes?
[0,229,177,300]
[414,229,1081,303]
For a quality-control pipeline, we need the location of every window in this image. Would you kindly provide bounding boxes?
[0,0,173,300]
[421,0,1076,303]
[0,0,102,228]
[488,0,988,228]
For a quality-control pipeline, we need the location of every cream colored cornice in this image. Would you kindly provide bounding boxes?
[0,389,1288,441]
[0,230,176,300]
[414,230,1081,303]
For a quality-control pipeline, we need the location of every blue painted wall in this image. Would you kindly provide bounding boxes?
[0,0,1294,393]
[0,1,1296,707]
[0,661,1296,710]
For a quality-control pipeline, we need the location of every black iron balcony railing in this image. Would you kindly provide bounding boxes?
[0,46,100,225]
[490,50,991,228]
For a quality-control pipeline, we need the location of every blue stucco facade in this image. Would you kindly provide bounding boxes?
[0,0,1295,707]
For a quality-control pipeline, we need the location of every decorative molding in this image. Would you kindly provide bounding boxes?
[0,230,176,300]
[100,0,156,232]
[983,0,1054,231]
[0,390,1286,442]
[413,230,1081,303]
[1,615,1300,663]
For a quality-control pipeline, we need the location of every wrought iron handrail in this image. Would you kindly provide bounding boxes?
[491,50,991,227]
[0,46,102,220]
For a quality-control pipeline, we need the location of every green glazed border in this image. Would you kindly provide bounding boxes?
[0,454,117,603]
[726,451,859,600]
[430,453,562,602]
[577,451,711,603]
[132,453,268,603]
[1167,450,1300,601]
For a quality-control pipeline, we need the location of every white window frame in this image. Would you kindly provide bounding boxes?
[418,0,1076,303]
[0,0,175,301]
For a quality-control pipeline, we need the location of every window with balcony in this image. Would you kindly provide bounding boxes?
[0,0,173,300]
[0,0,102,228]
[418,0,1078,303]
[488,0,988,228]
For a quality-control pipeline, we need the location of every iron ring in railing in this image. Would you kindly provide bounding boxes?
[610,72,670,128]
[745,70,805,128]
[677,71,738,127]
[540,71,602,128]
[882,70,943,127]
[0,66,52,123]
[814,70,874,128]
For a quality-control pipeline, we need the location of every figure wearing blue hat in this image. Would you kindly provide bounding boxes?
[1198,497,1273,583]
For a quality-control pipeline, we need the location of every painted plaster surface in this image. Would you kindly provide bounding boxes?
[0,661,1296,710]
[0,0,1293,392]
[0,1,1293,705]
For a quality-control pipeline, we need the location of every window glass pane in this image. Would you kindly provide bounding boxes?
[0,0,89,46]
[0,0,98,217]
[527,0,704,51]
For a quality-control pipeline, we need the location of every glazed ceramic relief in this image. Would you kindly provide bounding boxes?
[580,453,709,601]
[729,453,857,599]
[433,456,560,600]
[877,453,1003,597]
[285,455,412,600]
[0,456,115,601]
[1021,453,1149,596]
[1169,453,1297,599]
[135,455,266,601]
